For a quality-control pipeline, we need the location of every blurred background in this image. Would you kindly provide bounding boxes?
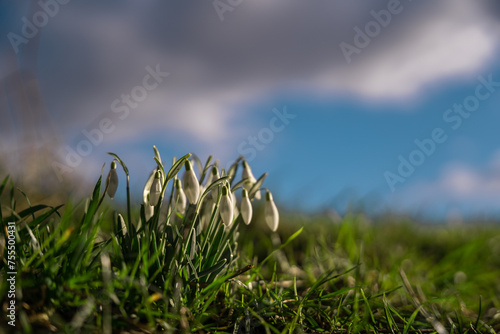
[1,0,500,220]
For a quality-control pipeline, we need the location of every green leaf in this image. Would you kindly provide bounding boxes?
[28,205,64,228]
[81,176,102,230]
[3,204,54,223]
[197,259,227,279]
[153,145,162,164]
[249,172,268,199]
[0,175,9,197]
[166,153,192,181]
[254,227,304,272]
[360,288,376,326]
[0,175,8,225]
[403,306,422,334]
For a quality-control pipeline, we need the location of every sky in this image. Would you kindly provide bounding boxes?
[1,0,500,219]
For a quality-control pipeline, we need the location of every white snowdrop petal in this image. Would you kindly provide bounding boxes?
[149,172,162,206]
[107,161,119,199]
[241,190,253,225]
[174,178,187,214]
[145,205,154,221]
[183,161,200,204]
[118,214,127,236]
[220,186,234,226]
[254,190,262,200]
[210,167,220,200]
[265,191,279,232]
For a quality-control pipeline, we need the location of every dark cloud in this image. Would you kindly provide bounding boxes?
[2,0,500,169]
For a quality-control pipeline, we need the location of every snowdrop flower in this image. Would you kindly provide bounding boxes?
[149,171,162,206]
[210,166,220,200]
[107,161,118,199]
[242,161,261,200]
[265,191,279,232]
[143,169,157,220]
[201,196,215,230]
[183,160,200,204]
[219,185,233,227]
[240,189,253,225]
[118,213,127,237]
[174,178,187,214]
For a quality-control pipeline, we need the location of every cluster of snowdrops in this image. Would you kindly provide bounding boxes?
[105,147,279,238]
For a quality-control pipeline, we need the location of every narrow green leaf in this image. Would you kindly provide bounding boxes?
[197,259,227,279]
[249,172,267,199]
[166,153,192,181]
[403,306,422,334]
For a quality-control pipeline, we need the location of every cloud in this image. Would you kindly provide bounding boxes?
[399,150,500,211]
[3,0,500,185]
[314,0,500,100]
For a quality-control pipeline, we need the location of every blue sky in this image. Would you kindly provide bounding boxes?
[2,0,500,219]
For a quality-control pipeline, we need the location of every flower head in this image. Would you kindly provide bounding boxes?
[210,166,220,200]
[107,161,119,199]
[183,160,200,204]
[242,161,261,200]
[219,185,233,227]
[264,191,279,232]
[174,178,187,214]
[118,213,127,237]
[240,188,253,225]
[149,171,162,206]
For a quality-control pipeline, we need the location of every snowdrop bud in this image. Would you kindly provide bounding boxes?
[107,161,118,199]
[210,166,220,200]
[149,171,162,206]
[242,161,261,200]
[201,196,215,230]
[219,185,233,227]
[265,191,279,232]
[183,161,200,204]
[240,189,253,225]
[118,213,127,237]
[174,178,187,214]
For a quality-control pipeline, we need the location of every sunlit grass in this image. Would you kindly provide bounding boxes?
[1,147,499,333]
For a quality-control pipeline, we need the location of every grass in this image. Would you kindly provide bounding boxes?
[1,149,499,333]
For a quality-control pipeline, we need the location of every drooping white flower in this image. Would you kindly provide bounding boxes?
[149,171,162,206]
[200,196,215,230]
[118,213,127,236]
[143,169,158,220]
[240,188,253,225]
[174,178,187,214]
[242,161,261,200]
[209,166,220,200]
[219,185,233,227]
[265,191,279,232]
[107,160,118,199]
[183,160,200,204]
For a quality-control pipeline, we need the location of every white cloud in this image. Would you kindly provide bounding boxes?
[11,0,500,166]
[400,151,500,209]
[314,0,500,100]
